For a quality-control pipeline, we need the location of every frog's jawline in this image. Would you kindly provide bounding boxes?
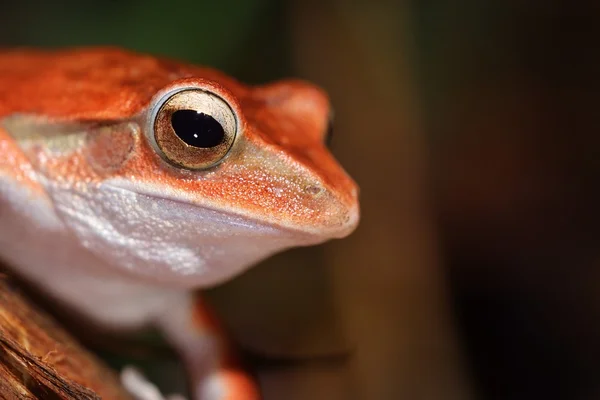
[104,181,329,241]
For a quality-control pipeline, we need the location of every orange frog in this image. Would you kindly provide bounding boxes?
[0,47,359,400]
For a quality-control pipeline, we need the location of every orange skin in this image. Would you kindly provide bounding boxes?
[0,47,359,399]
[0,48,357,232]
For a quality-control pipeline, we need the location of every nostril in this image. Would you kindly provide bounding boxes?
[305,184,324,196]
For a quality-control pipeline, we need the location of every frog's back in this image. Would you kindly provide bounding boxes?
[0,47,242,120]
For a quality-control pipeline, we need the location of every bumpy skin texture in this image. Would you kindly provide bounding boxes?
[0,47,359,400]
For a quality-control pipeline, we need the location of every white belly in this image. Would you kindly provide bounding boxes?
[0,175,181,330]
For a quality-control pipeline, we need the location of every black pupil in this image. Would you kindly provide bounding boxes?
[171,110,225,148]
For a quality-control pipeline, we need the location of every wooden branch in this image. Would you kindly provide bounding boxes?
[0,272,132,400]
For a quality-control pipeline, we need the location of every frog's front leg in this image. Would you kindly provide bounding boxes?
[154,293,260,400]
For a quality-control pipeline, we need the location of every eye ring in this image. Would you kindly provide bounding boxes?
[148,87,238,170]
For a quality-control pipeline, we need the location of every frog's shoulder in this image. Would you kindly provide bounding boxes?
[0,47,246,120]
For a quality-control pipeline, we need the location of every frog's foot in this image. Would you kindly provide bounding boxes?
[121,366,186,400]
[156,294,261,400]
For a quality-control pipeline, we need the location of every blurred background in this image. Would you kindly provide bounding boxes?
[2,1,599,399]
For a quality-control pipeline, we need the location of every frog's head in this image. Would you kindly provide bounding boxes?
[133,77,359,242]
[7,49,359,287]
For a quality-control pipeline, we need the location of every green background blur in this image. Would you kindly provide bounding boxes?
[2,1,600,399]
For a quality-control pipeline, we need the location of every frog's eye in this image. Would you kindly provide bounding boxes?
[152,89,237,170]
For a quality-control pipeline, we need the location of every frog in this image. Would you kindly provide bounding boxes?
[0,47,359,400]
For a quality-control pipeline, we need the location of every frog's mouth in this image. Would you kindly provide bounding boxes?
[103,181,334,244]
[104,178,358,243]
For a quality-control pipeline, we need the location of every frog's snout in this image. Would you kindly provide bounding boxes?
[303,178,360,240]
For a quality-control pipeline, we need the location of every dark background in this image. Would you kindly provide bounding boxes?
[2,1,599,399]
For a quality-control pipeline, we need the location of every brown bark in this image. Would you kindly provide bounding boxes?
[0,272,132,400]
